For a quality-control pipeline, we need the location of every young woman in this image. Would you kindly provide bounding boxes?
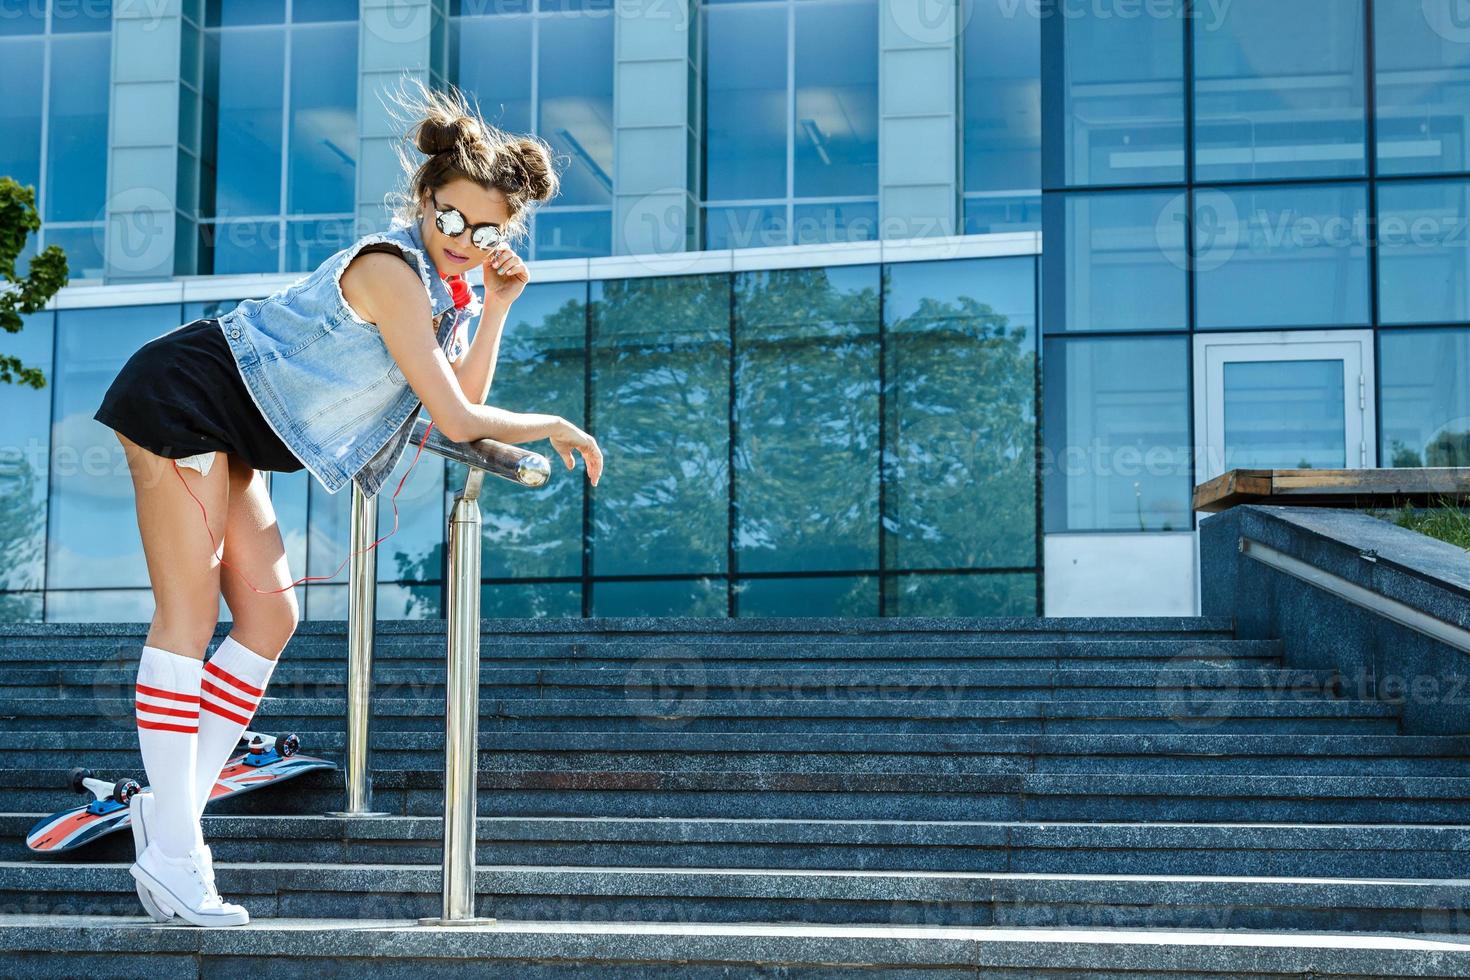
[91,78,603,927]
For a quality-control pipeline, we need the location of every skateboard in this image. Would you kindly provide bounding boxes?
[25,731,336,854]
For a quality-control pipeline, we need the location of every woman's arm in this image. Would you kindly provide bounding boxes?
[342,250,601,484]
[450,298,507,406]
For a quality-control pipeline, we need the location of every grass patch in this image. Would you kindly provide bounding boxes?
[1366,495,1470,551]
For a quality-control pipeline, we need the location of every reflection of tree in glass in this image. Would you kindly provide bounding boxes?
[0,448,44,596]
[884,287,1036,572]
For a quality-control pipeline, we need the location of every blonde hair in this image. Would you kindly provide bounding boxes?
[382,75,560,249]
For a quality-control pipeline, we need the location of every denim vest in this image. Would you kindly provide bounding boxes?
[217,217,478,498]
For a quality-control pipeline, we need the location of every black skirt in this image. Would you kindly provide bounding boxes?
[93,317,306,474]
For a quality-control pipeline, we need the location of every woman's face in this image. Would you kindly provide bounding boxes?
[419,177,513,276]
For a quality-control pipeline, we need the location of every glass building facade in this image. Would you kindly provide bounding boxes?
[0,0,1460,621]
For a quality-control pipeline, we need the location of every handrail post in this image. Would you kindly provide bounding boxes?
[419,466,494,926]
[326,482,389,818]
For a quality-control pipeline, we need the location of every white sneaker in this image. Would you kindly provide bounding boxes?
[128,792,175,922]
[130,841,250,927]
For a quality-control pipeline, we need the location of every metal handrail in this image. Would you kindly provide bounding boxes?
[332,415,551,926]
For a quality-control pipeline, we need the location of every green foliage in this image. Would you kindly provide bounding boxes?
[0,176,68,390]
[1367,495,1470,552]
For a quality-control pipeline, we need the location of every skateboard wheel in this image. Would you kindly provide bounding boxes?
[276,733,300,758]
[112,779,142,805]
[69,768,93,794]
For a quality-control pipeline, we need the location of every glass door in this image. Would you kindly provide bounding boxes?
[1193,330,1376,483]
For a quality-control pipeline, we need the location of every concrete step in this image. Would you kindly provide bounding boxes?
[6,730,1470,776]
[5,862,1470,933]
[10,813,1470,879]
[4,916,1467,978]
[0,663,1338,701]
[0,697,1402,735]
[7,768,1470,822]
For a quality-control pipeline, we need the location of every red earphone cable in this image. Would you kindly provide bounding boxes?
[170,418,438,595]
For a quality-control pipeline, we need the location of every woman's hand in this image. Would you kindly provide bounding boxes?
[483,242,528,306]
[549,418,603,488]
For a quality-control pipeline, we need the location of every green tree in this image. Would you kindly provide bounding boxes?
[0,176,67,389]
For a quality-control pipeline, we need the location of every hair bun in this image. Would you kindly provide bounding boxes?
[415,114,479,156]
[507,136,559,203]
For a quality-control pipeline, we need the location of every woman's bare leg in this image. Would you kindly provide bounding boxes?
[218,453,299,661]
[117,429,226,885]
[118,431,228,657]
[193,455,299,822]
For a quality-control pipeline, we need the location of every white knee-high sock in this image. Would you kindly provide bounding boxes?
[135,645,203,859]
[194,635,278,823]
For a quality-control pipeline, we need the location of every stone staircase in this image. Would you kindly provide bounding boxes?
[5,616,1470,976]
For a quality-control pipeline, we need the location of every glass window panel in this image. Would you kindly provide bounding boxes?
[533,209,611,260]
[591,577,727,617]
[449,281,586,580]
[50,0,111,32]
[268,468,310,584]
[1222,359,1347,469]
[207,0,286,27]
[45,589,162,623]
[885,256,1038,570]
[0,4,45,33]
[0,592,43,623]
[454,0,533,13]
[50,305,186,589]
[539,0,613,11]
[1193,0,1367,181]
[286,217,355,273]
[735,575,877,617]
[704,205,788,250]
[1057,0,1184,186]
[1043,191,1187,332]
[791,200,877,245]
[1375,0,1470,175]
[42,225,105,280]
[377,582,442,619]
[306,452,445,587]
[963,0,1039,195]
[0,39,44,197]
[184,298,245,321]
[589,274,730,576]
[793,0,877,198]
[304,583,345,619]
[885,572,1037,617]
[1042,335,1191,532]
[287,22,356,216]
[964,194,1042,235]
[45,33,109,222]
[451,14,532,134]
[538,12,613,208]
[0,311,53,593]
[733,265,880,574]
[1378,179,1470,325]
[292,0,356,22]
[704,4,787,201]
[483,581,582,618]
[1194,183,1370,330]
[204,219,282,274]
[1380,328,1470,468]
[207,27,285,217]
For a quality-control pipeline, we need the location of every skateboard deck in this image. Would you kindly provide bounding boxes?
[25,732,336,854]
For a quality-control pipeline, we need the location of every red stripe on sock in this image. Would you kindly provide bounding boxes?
[137,719,198,734]
[201,699,252,727]
[135,682,201,704]
[205,660,265,698]
[135,701,199,719]
[200,679,258,712]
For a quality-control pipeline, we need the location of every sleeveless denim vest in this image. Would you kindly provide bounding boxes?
[217,217,478,499]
